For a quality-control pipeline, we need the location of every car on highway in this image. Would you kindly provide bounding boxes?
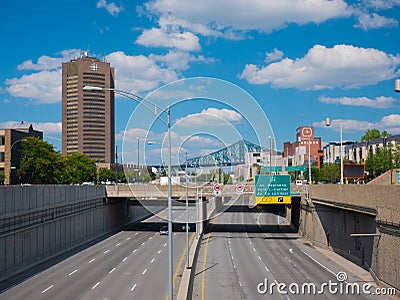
[159,226,168,235]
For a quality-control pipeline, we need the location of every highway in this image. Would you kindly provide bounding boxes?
[0,207,195,300]
[192,196,390,300]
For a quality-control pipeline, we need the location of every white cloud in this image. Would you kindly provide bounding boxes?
[144,0,350,37]
[17,49,81,71]
[106,51,179,92]
[355,12,398,30]
[265,49,284,63]
[359,0,400,10]
[313,114,400,134]
[176,108,243,128]
[33,122,62,135]
[381,114,400,127]
[6,70,61,104]
[239,44,400,90]
[319,95,397,109]
[136,28,201,52]
[97,0,124,16]
[149,50,215,71]
[0,121,61,135]
[6,49,186,105]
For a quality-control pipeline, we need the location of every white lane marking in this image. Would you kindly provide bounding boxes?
[174,233,177,236]
[300,250,336,276]
[151,258,155,263]
[133,249,137,253]
[127,237,131,240]
[109,267,116,274]
[122,257,128,262]
[141,242,145,246]
[68,270,78,276]
[41,285,53,294]
[265,266,270,272]
[233,264,236,269]
[253,248,256,252]
[158,250,162,254]
[289,248,293,254]
[135,232,139,236]
[149,236,153,240]
[89,258,96,264]
[258,256,262,261]
[104,250,110,254]
[249,241,252,245]
[239,281,242,287]
[131,283,137,292]
[163,243,167,247]
[142,269,147,275]
[116,243,121,247]
[91,282,100,289]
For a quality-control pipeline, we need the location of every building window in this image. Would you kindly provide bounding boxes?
[0,136,4,146]
[0,152,4,162]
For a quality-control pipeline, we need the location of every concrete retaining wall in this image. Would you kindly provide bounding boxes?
[0,186,129,283]
[299,185,400,290]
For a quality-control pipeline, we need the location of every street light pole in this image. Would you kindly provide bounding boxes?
[83,85,174,300]
[308,138,312,184]
[340,123,343,185]
[185,151,189,269]
[166,105,173,300]
[326,117,343,184]
[136,137,140,183]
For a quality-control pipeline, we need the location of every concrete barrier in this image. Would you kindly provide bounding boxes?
[0,185,154,285]
[300,185,400,291]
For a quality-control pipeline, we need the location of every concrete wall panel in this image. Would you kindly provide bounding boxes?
[0,187,6,215]
[30,227,37,259]
[22,231,30,264]
[5,235,14,269]
[0,236,5,272]
[14,232,22,266]
[5,188,14,213]
[14,188,21,212]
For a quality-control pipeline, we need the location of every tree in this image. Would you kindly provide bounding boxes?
[19,137,63,184]
[61,153,96,184]
[361,129,381,142]
[98,168,116,183]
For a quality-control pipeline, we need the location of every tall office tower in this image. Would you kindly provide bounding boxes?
[62,52,115,168]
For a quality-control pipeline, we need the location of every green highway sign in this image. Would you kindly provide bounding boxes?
[285,166,306,172]
[263,166,283,173]
[255,174,291,197]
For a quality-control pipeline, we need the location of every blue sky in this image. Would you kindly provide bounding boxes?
[1,0,399,164]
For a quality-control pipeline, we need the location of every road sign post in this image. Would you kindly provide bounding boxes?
[213,183,221,195]
[235,183,244,194]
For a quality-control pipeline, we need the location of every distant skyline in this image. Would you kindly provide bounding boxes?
[0,0,399,164]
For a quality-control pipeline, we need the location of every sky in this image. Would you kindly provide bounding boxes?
[0,0,399,165]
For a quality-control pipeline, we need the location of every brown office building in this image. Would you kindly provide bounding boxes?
[62,53,115,167]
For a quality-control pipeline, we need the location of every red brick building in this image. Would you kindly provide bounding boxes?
[283,126,321,166]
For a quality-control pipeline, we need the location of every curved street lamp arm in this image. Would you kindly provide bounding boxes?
[83,86,169,127]
[112,90,169,127]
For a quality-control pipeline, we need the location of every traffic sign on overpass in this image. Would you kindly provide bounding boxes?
[285,166,306,172]
[254,174,291,204]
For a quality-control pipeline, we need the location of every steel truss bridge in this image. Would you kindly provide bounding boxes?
[145,140,262,170]
[186,140,262,167]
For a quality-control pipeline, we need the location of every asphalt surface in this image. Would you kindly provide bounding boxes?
[192,196,391,300]
[1,207,195,300]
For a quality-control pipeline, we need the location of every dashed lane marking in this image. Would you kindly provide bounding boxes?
[41,285,53,294]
